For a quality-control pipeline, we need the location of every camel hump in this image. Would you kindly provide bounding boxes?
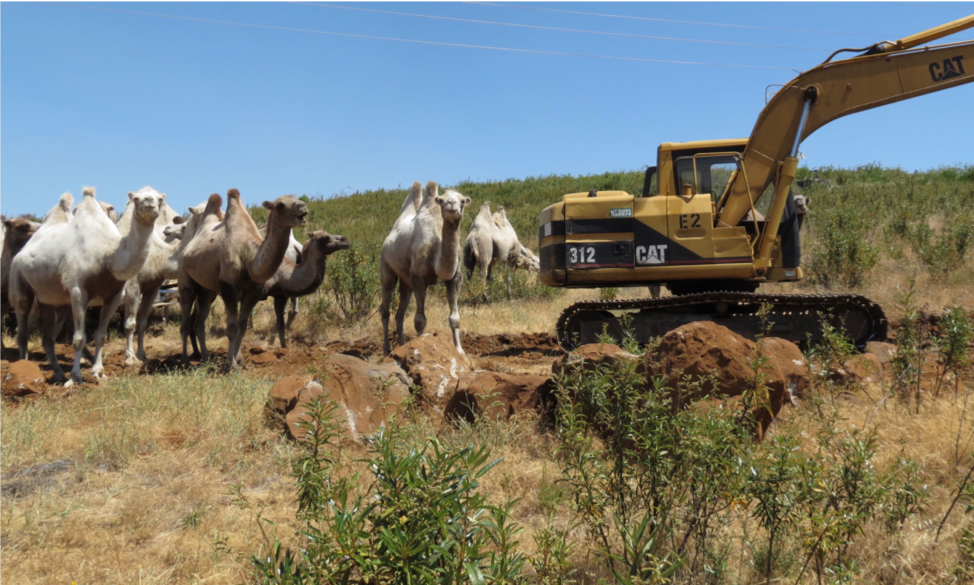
[58,192,75,210]
[422,181,439,208]
[400,181,423,214]
[82,186,96,198]
[203,193,223,216]
[227,188,241,200]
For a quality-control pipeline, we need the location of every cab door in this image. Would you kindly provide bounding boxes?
[563,191,634,277]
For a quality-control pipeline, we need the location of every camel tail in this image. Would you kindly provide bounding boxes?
[463,239,478,279]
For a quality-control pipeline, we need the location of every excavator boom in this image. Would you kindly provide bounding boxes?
[718,17,974,229]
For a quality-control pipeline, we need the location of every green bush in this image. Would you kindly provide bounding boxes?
[807,207,879,289]
[254,398,525,584]
[325,243,381,326]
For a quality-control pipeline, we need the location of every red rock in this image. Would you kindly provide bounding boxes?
[654,322,791,440]
[285,354,411,441]
[760,337,810,400]
[865,341,897,365]
[550,343,639,378]
[250,352,278,364]
[383,332,468,407]
[2,360,45,397]
[445,371,550,423]
[835,353,884,385]
[267,374,313,416]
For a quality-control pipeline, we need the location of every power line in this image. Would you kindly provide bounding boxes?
[468,2,892,38]
[295,2,829,52]
[50,3,796,71]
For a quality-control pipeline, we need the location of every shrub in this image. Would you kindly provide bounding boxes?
[254,398,525,584]
[807,207,879,289]
[325,243,381,326]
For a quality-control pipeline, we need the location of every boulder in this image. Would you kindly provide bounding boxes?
[550,343,640,378]
[268,374,313,416]
[833,353,885,386]
[760,337,810,400]
[2,360,46,397]
[865,341,897,365]
[444,371,550,424]
[654,322,802,439]
[285,354,411,442]
[383,332,468,408]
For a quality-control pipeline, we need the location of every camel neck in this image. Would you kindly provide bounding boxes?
[111,214,154,281]
[250,220,293,283]
[435,218,463,280]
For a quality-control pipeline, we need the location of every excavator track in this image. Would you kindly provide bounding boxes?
[556,292,887,351]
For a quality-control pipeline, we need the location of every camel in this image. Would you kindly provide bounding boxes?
[9,187,161,385]
[75,201,118,222]
[380,181,471,356]
[463,203,539,282]
[1,217,41,355]
[177,189,307,368]
[119,196,201,366]
[260,230,349,348]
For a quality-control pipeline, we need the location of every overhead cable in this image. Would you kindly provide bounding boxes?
[468,2,892,38]
[51,3,796,70]
[295,2,829,52]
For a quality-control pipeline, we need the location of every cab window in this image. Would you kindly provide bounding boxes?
[674,154,740,203]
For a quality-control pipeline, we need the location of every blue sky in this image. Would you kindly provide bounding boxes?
[2,2,973,217]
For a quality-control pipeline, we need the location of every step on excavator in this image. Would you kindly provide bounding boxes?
[539,15,974,349]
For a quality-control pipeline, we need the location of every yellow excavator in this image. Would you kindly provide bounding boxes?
[539,15,974,349]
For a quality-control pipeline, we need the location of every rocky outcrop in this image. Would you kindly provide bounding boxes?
[2,360,45,397]
[444,371,550,424]
[383,332,468,409]
[550,343,640,378]
[268,354,412,441]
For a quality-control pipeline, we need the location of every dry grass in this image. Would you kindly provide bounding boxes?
[2,260,973,583]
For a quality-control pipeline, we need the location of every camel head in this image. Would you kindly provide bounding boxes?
[126,186,163,226]
[435,189,471,224]
[163,223,187,240]
[507,249,540,273]
[306,230,351,256]
[3,217,41,250]
[263,195,309,229]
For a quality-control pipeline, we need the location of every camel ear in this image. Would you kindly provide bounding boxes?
[2,219,12,229]
[434,195,444,205]
[262,200,273,210]
[128,192,135,201]
[463,197,471,207]
[160,193,167,201]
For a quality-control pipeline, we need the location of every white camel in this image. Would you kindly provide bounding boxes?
[119,195,199,366]
[9,187,161,385]
[380,181,471,356]
[462,203,539,298]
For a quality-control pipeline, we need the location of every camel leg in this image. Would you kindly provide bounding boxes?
[66,287,89,386]
[395,278,412,348]
[90,291,126,379]
[379,260,397,355]
[410,275,428,338]
[446,276,464,356]
[229,291,261,370]
[13,287,35,362]
[178,275,198,365]
[220,283,242,370]
[39,303,68,383]
[273,295,288,349]
[122,280,142,366]
[194,289,217,362]
[135,280,164,362]
[286,297,298,330]
[188,306,201,359]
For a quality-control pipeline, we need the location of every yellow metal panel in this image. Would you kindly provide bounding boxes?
[666,194,714,262]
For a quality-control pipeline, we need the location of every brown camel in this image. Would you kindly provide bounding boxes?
[261,230,349,348]
[1,217,41,356]
[177,189,307,368]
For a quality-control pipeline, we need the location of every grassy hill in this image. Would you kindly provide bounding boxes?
[248,164,974,326]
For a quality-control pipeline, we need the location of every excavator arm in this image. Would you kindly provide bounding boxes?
[717,14,974,259]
